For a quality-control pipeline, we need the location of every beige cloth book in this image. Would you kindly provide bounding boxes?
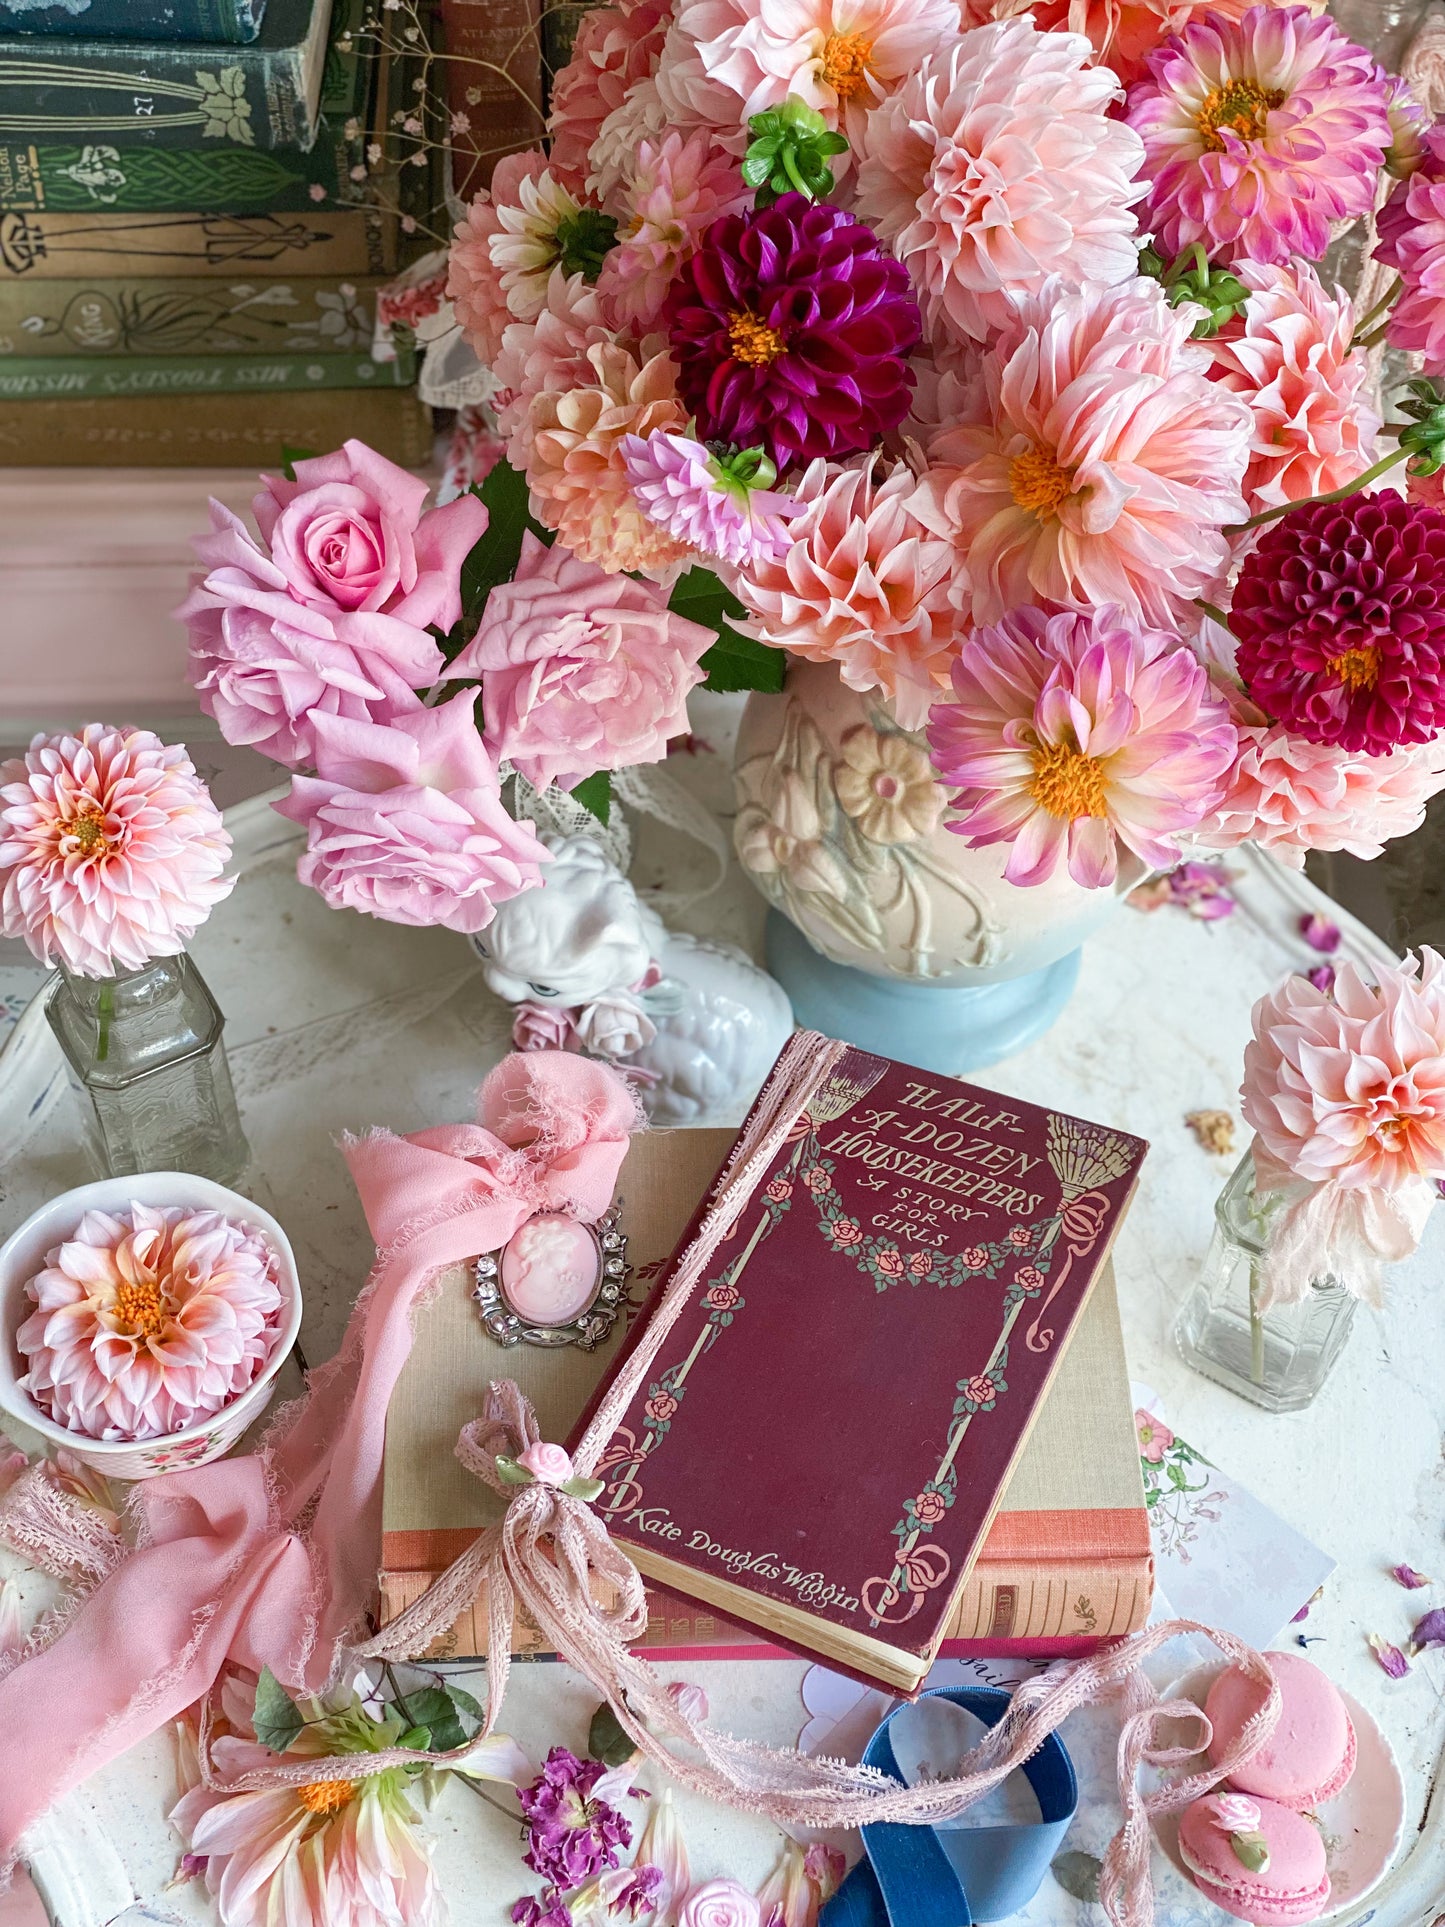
[379,1131,1152,1660]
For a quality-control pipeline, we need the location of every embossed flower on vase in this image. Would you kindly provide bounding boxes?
[833,724,943,845]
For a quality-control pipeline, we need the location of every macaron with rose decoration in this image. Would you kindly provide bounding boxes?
[1178,1792,1330,1925]
[1205,1651,1356,1811]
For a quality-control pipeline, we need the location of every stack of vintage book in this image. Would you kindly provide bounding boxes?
[0,0,438,465]
[380,1054,1156,1692]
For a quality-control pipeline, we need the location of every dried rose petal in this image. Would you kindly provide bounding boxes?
[1300,912,1342,952]
[1306,964,1337,993]
[1369,1632,1412,1677]
[1411,1607,1445,1652]
[1391,1563,1432,1589]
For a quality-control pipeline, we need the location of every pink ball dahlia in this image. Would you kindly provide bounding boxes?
[855,16,1146,346]
[1206,260,1379,515]
[1376,124,1445,374]
[16,1204,283,1442]
[728,456,961,728]
[0,726,233,978]
[595,130,750,330]
[621,430,800,568]
[675,0,963,145]
[1126,4,1392,265]
[662,192,919,471]
[1230,494,1445,756]
[493,268,614,472]
[926,604,1236,888]
[1193,715,1445,863]
[1242,950,1445,1192]
[450,530,713,790]
[917,275,1251,628]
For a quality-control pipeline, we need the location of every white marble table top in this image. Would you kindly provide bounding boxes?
[2,694,1443,1927]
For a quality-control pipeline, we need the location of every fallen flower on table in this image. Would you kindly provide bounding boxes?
[630,1788,689,1925]
[568,1864,665,1923]
[1411,1608,1445,1653]
[1391,1564,1432,1589]
[1299,913,1341,953]
[171,1666,529,1927]
[1368,1633,1412,1678]
[522,1748,636,1890]
[1129,861,1240,921]
[756,1839,845,1927]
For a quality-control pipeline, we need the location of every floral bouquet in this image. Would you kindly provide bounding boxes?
[183,0,1445,944]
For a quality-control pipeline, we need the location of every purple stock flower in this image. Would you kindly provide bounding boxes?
[662,192,920,470]
[520,1749,634,1890]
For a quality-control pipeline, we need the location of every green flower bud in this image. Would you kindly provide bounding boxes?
[744,94,849,207]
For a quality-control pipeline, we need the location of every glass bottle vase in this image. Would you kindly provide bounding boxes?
[46,953,251,1187]
[1173,1152,1357,1413]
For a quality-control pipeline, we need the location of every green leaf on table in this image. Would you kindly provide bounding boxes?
[700,625,786,694]
[389,1685,466,1752]
[569,770,612,825]
[588,1701,635,1768]
[446,1684,486,1732]
[253,1666,304,1754]
[398,1724,433,1751]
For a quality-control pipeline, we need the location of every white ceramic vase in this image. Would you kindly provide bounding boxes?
[732,661,1144,1070]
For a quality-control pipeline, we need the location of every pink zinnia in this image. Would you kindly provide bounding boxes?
[595,129,749,329]
[917,275,1251,628]
[855,16,1145,346]
[0,726,232,978]
[1242,951,1445,1192]
[1206,261,1379,515]
[1126,5,1391,265]
[729,456,961,728]
[1376,123,1445,374]
[621,429,799,568]
[926,604,1236,888]
[16,1204,283,1442]
[676,0,962,146]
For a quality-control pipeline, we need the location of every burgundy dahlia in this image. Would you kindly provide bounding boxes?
[661,191,920,470]
[1231,493,1445,756]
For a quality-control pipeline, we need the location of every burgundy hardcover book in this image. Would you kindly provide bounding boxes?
[569,1044,1148,1694]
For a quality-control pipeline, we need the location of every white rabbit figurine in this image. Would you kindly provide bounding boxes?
[472,834,793,1125]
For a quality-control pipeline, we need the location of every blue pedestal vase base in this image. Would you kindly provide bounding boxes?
[764,909,1081,1075]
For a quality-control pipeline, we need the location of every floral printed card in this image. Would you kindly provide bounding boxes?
[572,1046,1147,1690]
[1133,1387,1334,1651]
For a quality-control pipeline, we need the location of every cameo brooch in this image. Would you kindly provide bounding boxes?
[473,1204,630,1350]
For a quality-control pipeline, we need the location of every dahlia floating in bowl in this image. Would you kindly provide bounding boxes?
[0,1173,301,1480]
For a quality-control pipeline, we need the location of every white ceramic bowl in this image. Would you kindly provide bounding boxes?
[0,1172,302,1481]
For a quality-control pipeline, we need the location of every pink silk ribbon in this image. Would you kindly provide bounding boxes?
[0,1049,638,1874]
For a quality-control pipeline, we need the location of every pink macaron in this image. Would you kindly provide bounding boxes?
[1206,1651,1356,1811]
[1179,1791,1331,1925]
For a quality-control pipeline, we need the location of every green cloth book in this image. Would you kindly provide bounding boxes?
[0,272,390,353]
[0,344,415,393]
[0,0,267,41]
[0,0,334,152]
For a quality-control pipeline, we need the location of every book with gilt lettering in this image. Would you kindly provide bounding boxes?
[377,1125,1153,1666]
[568,1048,1149,1694]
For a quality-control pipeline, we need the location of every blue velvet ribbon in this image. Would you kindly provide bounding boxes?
[818,1685,1078,1927]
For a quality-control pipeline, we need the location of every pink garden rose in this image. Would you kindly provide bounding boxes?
[255,440,487,631]
[273,697,549,934]
[517,1441,576,1484]
[449,532,712,791]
